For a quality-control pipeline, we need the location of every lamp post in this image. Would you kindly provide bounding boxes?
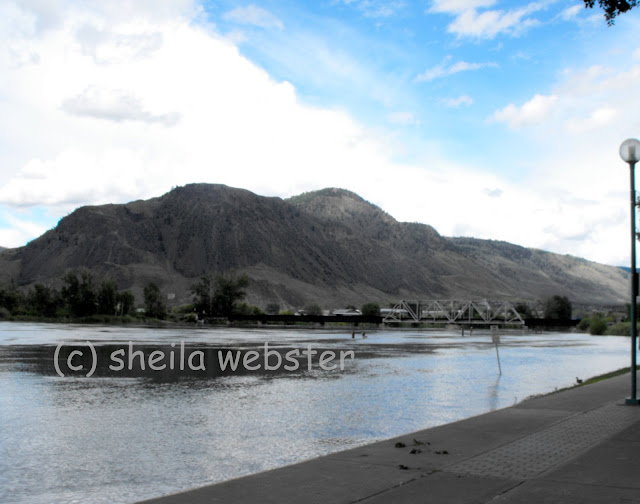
[620,138,640,405]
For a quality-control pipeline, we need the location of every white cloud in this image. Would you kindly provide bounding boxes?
[430,0,497,14]
[491,63,640,133]
[565,106,617,132]
[0,150,167,208]
[559,4,582,21]
[490,94,558,128]
[483,187,502,197]
[484,57,640,265]
[345,0,406,18]
[417,57,497,81]
[0,212,48,248]
[429,0,544,39]
[448,4,541,38]
[223,5,284,30]
[75,25,165,65]
[0,3,399,212]
[388,111,419,125]
[441,95,474,107]
[62,86,180,126]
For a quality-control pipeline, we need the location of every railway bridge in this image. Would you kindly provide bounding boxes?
[382,300,526,327]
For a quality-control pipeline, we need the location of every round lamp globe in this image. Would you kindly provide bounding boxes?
[620,138,640,163]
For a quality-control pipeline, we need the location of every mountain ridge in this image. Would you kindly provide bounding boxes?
[0,183,628,309]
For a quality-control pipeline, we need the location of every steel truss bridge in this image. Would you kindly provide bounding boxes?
[382,300,525,326]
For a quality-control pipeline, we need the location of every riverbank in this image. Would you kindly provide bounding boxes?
[0,313,177,326]
[0,314,369,330]
[139,367,640,504]
[0,315,580,333]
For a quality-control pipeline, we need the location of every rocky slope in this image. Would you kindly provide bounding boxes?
[0,184,629,309]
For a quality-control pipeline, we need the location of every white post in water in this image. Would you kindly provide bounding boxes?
[491,325,502,375]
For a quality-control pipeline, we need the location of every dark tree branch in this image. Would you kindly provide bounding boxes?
[584,0,639,25]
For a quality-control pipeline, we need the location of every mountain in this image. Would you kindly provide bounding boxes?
[0,184,629,309]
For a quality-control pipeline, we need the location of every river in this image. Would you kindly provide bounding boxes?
[0,322,630,503]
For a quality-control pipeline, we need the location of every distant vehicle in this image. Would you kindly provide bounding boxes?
[331,309,362,316]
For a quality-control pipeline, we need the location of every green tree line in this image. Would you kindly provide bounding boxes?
[0,270,136,319]
[1,270,253,321]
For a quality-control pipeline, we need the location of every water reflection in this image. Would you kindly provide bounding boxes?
[0,323,631,504]
[483,374,497,411]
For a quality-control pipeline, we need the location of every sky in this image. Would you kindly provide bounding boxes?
[1,0,640,267]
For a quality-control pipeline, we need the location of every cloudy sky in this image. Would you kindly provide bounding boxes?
[1,0,639,267]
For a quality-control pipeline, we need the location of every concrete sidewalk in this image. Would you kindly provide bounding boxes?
[140,371,640,504]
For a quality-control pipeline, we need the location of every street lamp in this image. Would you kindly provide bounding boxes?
[620,138,640,405]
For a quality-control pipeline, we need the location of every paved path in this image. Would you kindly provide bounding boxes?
[140,371,640,503]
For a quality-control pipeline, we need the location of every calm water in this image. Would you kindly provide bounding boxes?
[0,322,631,504]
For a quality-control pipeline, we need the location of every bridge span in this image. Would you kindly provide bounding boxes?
[382,300,526,326]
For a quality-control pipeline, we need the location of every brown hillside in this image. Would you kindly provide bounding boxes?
[0,183,629,309]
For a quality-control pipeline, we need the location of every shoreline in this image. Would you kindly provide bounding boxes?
[137,367,640,504]
[0,316,580,333]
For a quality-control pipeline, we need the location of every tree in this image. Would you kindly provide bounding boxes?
[544,295,572,320]
[77,270,97,316]
[236,303,263,315]
[61,269,97,317]
[265,303,280,315]
[0,283,25,314]
[28,283,59,317]
[304,303,323,316]
[213,273,249,317]
[117,290,135,316]
[589,314,608,335]
[60,271,80,315]
[98,279,119,315]
[577,317,591,331]
[191,274,216,315]
[514,302,534,319]
[361,302,381,317]
[144,282,166,319]
[192,272,249,317]
[584,0,638,24]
